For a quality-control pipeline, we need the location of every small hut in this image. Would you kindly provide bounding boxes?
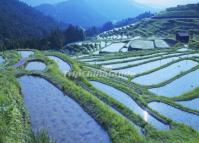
[176,32,190,43]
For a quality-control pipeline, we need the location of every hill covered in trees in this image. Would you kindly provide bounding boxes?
[85,12,154,37]
[0,0,87,52]
[153,3,199,19]
[0,0,60,40]
[99,3,199,39]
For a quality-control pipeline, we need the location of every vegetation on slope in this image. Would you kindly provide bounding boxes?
[100,18,199,38]
[0,0,59,40]
[153,3,199,18]
[0,69,27,143]
[2,49,199,143]
[99,3,199,39]
[0,52,54,143]
[16,51,144,143]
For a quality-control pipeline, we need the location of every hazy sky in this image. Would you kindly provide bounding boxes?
[134,0,199,8]
[21,0,199,7]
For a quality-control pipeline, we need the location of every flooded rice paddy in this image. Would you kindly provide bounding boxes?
[18,76,110,143]
[25,61,46,71]
[115,53,199,75]
[149,102,199,131]
[101,43,126,52]
[48,56,71,74]
[149,69,199,97]
[133,60,198,86]
[176,98,199,110]
[90,81,169,130]
[18,51,34,59]
[0,56,4,64]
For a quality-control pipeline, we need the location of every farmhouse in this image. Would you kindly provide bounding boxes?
[176,32,190,43]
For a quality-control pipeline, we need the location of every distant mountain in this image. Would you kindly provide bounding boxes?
[0,0,60,40]
[36,0,152,28]
[36,0,108,28]
[114,12,154,28]
[85,0,152,21]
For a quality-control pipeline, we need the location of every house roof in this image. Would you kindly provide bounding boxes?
[177,32,189,37]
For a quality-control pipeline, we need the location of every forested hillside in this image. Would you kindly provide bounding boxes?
[153,3,199,18]
[0,0,59,40]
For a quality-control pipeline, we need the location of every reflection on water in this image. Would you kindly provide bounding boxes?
[90,81,169,130]
[48,56,71,74]
[18,51,34,59]
[25,62,46,71]
[149,69,199,97]
[133,60,198,85]
[0,56,4,64]
[149,102,199,131]
[18,76,110,143]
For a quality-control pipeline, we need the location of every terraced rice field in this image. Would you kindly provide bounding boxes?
[154,40,170,48]
[79,48,199,138]
[18,51,34,58]
[176,98,199,110]
[114,53,199,75]
[90,81,169,130]
[87,52,166,65]
[4,49,199,143]
[149,102,199,131]
[149,69,199,97]
[25,61,46,71]
[133,60,198,86]
[48,56,71,74]
[18,76,110,143]
[101,43,125,52]
[103,53,183,69]
[0,56,4,64]
[129,40,155,49]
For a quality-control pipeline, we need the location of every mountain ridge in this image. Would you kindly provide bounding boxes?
[36,0,151,28]
[0,0,61,40]
[36,0,108,28]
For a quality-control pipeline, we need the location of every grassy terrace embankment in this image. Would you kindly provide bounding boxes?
[132,57,199,87]
[0,69,29,143]
[0,51,53,143]
[16,50,144,143]
[1,50,199,143]
[83,75,199,143]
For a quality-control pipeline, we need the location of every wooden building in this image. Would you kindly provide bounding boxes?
[176,32,190,43]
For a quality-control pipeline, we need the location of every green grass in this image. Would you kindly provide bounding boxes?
[112,52,192,70]
[2,49,199,143]
[0,69,28,143]
[85,75,199,143]
[0,50,54,143]
[99,18,199,39]
[25,130,54,143]
[16,51,144,143]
